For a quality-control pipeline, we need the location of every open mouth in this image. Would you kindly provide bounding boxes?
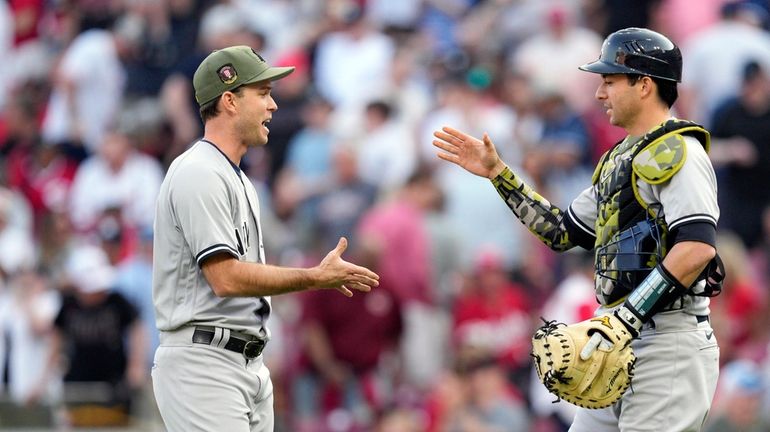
[262,118,271,131]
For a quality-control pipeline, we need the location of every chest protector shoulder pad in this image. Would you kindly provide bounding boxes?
[632,125,710,185]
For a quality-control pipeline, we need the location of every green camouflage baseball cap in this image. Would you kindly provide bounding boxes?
[193,45,295,106]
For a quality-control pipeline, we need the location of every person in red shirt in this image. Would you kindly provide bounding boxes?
[452,248,532,373]
[292,281,403,431]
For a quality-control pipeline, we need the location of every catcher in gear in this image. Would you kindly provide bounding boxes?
[434,28,722,431]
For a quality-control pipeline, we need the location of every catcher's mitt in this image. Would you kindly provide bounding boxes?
[531,314,636,409]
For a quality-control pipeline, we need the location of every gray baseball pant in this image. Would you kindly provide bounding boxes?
[152,326,274,432]
[570,311,719,432]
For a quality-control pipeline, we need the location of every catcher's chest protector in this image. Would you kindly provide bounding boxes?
[592,120,710,305]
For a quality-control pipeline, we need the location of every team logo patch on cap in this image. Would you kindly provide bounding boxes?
[218,64,238,84]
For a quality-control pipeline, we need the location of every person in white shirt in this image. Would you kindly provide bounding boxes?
[41,17,140,152]
[68,129,163,232]
[680,1,770,126]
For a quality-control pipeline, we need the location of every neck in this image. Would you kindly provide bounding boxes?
[626,105,672,136]
[203,122,245,165]
[107,158,126,173]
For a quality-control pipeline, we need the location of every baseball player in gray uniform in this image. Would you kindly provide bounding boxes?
[433,28,723,431]
[151,45,379,432]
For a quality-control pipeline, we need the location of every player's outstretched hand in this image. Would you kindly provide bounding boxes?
[316,237,379,297]
[433,126,506,179]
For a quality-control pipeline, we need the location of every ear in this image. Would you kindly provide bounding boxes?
[219,91,239,114]
[639,76,655,98]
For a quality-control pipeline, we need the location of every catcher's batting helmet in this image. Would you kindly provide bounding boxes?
[579,27,682,82]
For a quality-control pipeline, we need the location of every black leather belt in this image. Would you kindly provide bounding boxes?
[192,326,266,360]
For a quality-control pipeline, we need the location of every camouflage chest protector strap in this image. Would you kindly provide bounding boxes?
[592,119,711,306]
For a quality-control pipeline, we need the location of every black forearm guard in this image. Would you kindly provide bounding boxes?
[622,263,689,325]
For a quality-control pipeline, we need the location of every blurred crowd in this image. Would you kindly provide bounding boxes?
[1,0,770,430]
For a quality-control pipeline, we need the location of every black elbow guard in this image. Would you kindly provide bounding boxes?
[623,263,688,324]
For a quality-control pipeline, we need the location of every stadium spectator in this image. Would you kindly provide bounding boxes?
[705,360,770,432]
[452,248,532,378]
[313,2,394,109]
[67,129,163,234]
[523,90,593,208]
[311,145,379,254]
[47,244,146,424]
[41,15,141,155]
[1,270,61,406]
[419,76,530,271]
[510,4,602,114]
[709,60,770,248]
[292,279,402,431]
[355,100,417,196]
[680,0,770,126]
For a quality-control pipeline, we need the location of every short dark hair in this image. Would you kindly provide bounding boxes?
[199,86,245,123]
[627,74,678,108]
[655,78,678,108]
[743,60,762,83]
[365,100,393,120]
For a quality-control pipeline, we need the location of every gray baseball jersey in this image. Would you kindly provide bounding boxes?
[567,134,719,317]
[153,139,271,339]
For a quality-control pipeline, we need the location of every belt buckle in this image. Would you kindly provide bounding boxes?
[243,340,265,360]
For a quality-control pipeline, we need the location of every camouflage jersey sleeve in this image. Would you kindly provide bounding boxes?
[491,166,597,252]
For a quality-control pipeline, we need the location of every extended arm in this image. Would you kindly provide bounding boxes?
[492,166,587,251]
[202,237,379,298]
[433,126,592,251]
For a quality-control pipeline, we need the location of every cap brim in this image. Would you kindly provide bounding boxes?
[578,60,634,75]
[246,66,296,84]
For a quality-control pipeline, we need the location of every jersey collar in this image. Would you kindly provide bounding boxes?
[201,139,241,175]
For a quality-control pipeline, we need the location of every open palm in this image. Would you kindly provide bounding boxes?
[432,126,505,179]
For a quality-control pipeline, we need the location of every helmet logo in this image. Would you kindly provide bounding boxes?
[218,64,238,84]
[624,41,646,54]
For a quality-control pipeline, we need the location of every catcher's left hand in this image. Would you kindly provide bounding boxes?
[531,314,636,409]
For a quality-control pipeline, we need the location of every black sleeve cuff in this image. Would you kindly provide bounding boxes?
[564,209,596,251]
[669,220,716,248]
[196,244,239,267]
